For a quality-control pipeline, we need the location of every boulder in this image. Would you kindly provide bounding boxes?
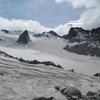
[60,86,81,99]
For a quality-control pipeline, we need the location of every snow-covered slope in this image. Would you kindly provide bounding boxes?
[0,29,100,99]
[0,30,100,76]
[0,54,100,100]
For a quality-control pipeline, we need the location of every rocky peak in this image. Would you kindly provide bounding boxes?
[48,30,60,37]
[17,30,31,44]
[42,30,60,38]
[62,27,90,39]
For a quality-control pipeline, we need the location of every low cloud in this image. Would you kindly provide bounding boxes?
[0,0,100,36]
[55,0,100,30]
[54,23,70,35]
[0,16,51,33]
[1,0,99,35]
[0,16,70,35]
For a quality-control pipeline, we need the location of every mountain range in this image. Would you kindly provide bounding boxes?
[63,27,100,57]
[0,26,100,100]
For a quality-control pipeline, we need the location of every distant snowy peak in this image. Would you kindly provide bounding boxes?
[33,30,61,38]
[17,30,31,44]
[43,30,60,37]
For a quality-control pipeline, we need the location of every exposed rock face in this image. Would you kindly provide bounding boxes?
[63,27,100,57]
[91,27,100,43]
[17,30,31,44]
[42,30,61,38]
[33,30,61,38]
[63,43,100,57]
[48,30,60,37]
[62,27,89,40]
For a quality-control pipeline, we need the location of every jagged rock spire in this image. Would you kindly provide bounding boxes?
[17,30,31,44]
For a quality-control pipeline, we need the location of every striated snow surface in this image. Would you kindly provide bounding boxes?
[0,55,100,100]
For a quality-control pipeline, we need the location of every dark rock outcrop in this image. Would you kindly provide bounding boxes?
[62,27,77,39]
[32,97,54,100]
[86,91,100,100]
[19,58,63,69]
[17,30,31,44]
[0,50,63,69]
[55,85,100,100]
[55,86,82,100]
[33,30,61,38]
[68,69,74,72]
[48,30,60,37]
[1,29,9,33]
[33,33,43,38]
[60,86,81,98]
[94,73,100,77]
[63,27,100,57]
[64,42,100,57]
[62,27,89,40]
[91,27,100,43]
[42,30,60,38]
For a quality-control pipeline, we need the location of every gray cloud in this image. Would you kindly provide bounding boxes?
[55,0,100,30]
[0,0,82,27]
[1,0,99,35]
[0,16,70,35]
[0,16,52,33]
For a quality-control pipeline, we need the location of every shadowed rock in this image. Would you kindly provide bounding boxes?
[59,86,81,99]
[63,27,100,57]
[94,73,100,77]
[17,30,31,44]
[91,27,100,43]
[1,29,9,33]
[64,43,100,57]
[48,30,60,37]
[32,97,54,100]
[62,27,89,40]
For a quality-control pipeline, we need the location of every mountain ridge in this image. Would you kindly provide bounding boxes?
[63,27,100,57]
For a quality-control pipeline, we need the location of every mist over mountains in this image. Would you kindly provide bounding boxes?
[0,0,100,100]
[0,25,100,100]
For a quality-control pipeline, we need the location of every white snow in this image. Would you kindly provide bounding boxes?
[0,31,100,100]
[0,55,100,100]
[0,37,100,75]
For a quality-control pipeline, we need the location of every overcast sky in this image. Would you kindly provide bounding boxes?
[0,0,84,27]
[0,0,100,35]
